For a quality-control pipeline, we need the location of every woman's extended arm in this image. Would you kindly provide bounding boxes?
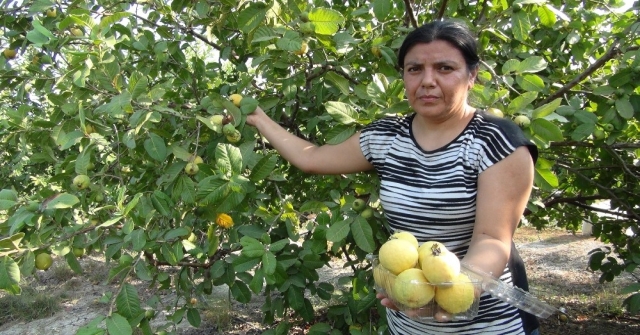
[463,146,535,277]
[246,107,373,175]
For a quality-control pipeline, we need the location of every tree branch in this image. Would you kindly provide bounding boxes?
[538,19,640,106]
[436,0,449,20]
[403,0,418,28]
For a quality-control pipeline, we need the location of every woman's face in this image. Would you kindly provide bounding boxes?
[403,40,477,121]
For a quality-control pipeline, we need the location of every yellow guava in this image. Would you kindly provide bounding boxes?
[373,264,394,293]
[420,242,460,284]
[392,268,435,308]
[434,273,475,314]
[379,238,419,275]
[391,231,419,249]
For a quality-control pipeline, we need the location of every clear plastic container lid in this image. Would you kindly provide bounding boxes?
[461,262,558,319]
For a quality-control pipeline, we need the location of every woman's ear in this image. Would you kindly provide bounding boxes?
[468,66,479,90]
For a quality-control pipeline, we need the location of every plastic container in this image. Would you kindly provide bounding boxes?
[461,262,558,319]
[370,255,482,321]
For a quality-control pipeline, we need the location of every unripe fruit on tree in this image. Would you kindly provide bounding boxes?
[603,123,614,132]
[371,46,382,58]
[190,297,198,305]
[299,22,315,34]
[73,174,91,190]
[486,107,504,118]
[84,124,94,134]
[190,155,204,165]
[185,162,199,175]
[222,123,236,136]
[46,8,57,17]
[300,11,309,22]
[514,115,531,128]
[70,28,83,37]
[226,130,242,143]
[73,248,85,258]
[593,129,605,140]
[211,115,224,125]
[352,198,366,212]
[35,253,53,270]
[3,49,17,59]
[229,94,243,107]
[360,206,374,219]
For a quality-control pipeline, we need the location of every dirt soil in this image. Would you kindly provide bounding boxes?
[0,227,638,335]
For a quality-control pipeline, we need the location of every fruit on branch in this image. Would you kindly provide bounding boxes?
[215,213,234,229]
[35,253,53,270]
[73,174,91,190]
[185,162,199,175]
[514,115,531,128]
[3,49,17,59]
[46,8,57,17]
[294,42,309,56]
[230,94,243,107]
[352,198,366,212]
[486,107,504,118]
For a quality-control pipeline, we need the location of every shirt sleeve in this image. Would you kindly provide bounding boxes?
[477,111,538,173]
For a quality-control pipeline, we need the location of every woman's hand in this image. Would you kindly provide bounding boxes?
[245,106,266,128]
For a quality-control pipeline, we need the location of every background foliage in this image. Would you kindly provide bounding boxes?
[0,0,639,334]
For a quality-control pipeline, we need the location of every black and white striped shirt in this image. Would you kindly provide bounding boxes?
[360,111,538,335]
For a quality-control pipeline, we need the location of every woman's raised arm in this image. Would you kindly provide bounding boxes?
[246,107,373,175]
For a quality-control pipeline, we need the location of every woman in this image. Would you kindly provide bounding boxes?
[247,20,539,335]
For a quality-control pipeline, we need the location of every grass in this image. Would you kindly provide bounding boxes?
[0,284,61,326]
[199,294,233,331]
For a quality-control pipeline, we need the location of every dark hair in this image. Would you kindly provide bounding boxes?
[397,20,480,72]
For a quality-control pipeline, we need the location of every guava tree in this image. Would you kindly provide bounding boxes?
[0,0,638,334]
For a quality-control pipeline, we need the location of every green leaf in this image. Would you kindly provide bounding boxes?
[326,219,351,243]
[44,193,79,209]
[116,283,143,319]
[106,313,133,335]
[150,194,171,218]
[325,101,357,124]
[372,0,392,21]
[65,252,83,274]
[186,307,202,327]
[75,315,106,335]
[237,2,268,33]
[325,125,356,145]
[0,256,21,294]
[287,286,305,310]
[532,99,562,119]
[511,11,531,42]
[0,189,18,210]
[144,133,167,162]
[230,280,252,303]
[534,167,559,190]
[516,74,545,92]
[249,154,277,182]
[531,118,564,142]
[262,251,277,275]
[0,233,24,253]
[507,91,538,113]
[518,56,548,73]
[325,71,351,96]
[216,143,243,175]
[537,5,557,27]
[615,98,634,119]
[308,8,345,35]
[350,216,376,253]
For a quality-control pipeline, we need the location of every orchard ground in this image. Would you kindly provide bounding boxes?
[0,226,638,335]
